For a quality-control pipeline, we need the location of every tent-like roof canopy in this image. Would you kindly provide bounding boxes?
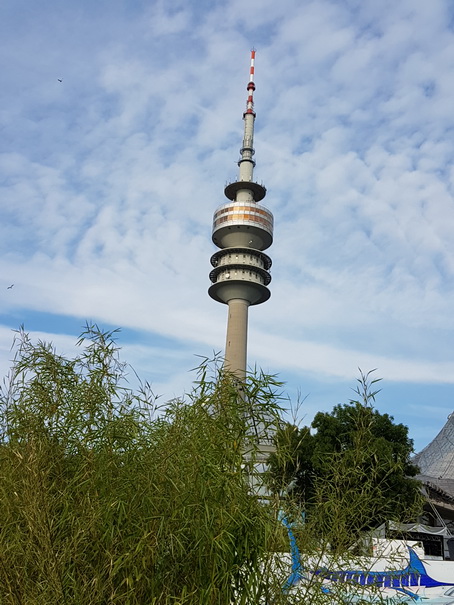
[413,413,454,501]
[414,413,454,481]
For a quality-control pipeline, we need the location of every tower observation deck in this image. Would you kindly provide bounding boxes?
[209,50,273,378]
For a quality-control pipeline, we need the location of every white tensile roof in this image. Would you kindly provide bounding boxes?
[413,412,454,499]
[414,413,454,481]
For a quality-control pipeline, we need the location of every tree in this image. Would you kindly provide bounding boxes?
[268,371,423,549]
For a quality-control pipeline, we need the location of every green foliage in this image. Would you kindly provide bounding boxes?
[268,370,423,550]
[0,331,423,604]
[0,325,284,605]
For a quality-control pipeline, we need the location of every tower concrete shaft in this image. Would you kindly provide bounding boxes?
[225,298,249,377]
[209,50,273,378]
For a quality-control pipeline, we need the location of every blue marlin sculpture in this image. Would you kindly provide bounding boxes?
[280,514,454,602]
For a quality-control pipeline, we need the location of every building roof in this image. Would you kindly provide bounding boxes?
[413,413,454,500]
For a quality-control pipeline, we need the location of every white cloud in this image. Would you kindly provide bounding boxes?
[1,0,454,448]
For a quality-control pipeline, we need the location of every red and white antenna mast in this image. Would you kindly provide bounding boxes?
[245,49,256,115]
[238,49,257,187]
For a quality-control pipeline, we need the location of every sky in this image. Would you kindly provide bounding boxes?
[1,0,454,452]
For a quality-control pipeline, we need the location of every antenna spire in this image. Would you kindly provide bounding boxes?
[238,49,257,183]
[245,49,256,116]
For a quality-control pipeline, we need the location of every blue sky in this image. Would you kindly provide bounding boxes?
[2,0,454,451]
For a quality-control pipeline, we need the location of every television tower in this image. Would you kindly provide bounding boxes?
[209,50,273,378]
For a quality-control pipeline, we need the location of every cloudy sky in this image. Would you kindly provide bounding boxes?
[2,0,454,451]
